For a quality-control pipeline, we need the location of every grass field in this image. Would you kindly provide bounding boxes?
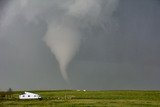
[0,90,160,107]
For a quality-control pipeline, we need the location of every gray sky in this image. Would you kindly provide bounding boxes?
[0,0,160,91]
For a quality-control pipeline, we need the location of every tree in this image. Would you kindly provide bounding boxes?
[7,88,12,93]
[6,88,13,99]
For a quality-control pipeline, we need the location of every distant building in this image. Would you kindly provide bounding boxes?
[19,92,41,99]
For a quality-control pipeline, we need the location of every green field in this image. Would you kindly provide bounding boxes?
[0,90,160,107]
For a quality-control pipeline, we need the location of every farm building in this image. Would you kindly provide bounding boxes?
[19,92,41,99]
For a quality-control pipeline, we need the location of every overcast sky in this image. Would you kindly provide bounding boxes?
[0,0,160,91]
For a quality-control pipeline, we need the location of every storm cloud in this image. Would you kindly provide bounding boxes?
[0,0,160,90]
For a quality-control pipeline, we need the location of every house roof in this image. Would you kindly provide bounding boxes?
[20,92,39,95]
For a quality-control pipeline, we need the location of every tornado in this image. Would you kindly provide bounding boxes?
[44,21,81,82]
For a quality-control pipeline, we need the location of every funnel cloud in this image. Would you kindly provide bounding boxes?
[44,22,81,82]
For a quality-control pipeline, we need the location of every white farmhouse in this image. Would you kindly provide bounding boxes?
[19,92,41,99]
